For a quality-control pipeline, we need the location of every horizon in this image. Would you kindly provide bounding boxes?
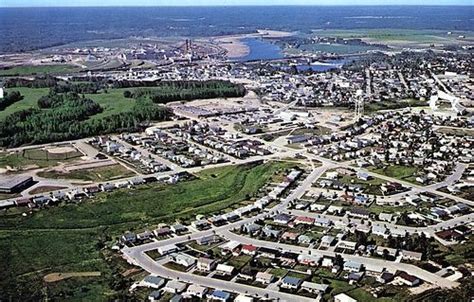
[2,1,473,8]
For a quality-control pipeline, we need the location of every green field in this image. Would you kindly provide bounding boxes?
[311,29,472,45]
[37,164,136,182]
[0,148,82,171]
[1,87,138,121]
[0,161,293,300]
[0,65,81,76]
[371,165,420,184]
[85,89,138,120]
[0,87,50,120]
[365,99,428,113]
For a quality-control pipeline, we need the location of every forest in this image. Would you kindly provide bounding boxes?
[0,77,245,147]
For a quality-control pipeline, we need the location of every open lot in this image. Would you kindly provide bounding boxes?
[0,64,81,76]
[0,161,293,300]
[37,164,135,182]
[0,147,83,172]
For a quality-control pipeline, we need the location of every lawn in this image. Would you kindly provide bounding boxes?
[226,255,252,270]
[0,64,80,76]
[365,99,427,113]
[371,165,420,184]
[0,87,49,120]
[85,88,138,120]
[37,164,136,182]
[0,161,292,300]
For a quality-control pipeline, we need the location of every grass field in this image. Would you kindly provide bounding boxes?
[371,165,420,184]
[85,89,138,120]
[0,161,293,300]
[1,87,137,122]
[365,99,427,113]
[0,87,49,120]
[37,164,135,182]
[0,65,81,76]
[311,29,471,46]
[0,148,82,171]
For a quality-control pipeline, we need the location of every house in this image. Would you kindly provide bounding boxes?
[298,254,322,266]
[148,290,161,302]
[298,234,312,245]
[262,226,281,238]
[281,276,302,290]
[234,295,254,302]
[196,234,219,245]
[258,247,280,259]
[338,240,357,251]
[378,213,394,222]
[163,280,187,294]
[242,223,262,235]
[274,213,293,224]
[169,294,183,302]
[216,264,235,275]
[301,281,329,294]
[334,293,357,302]
[170,224,188,234]
[209,290,231,302]
[395,271,421,287]
[375,246,398,258]
[372,225,390,238]
[196,257,216,272]
[348,272,364,283]
[157,244,178,255]
[137,230,153,240]
[320,235,335,247]
[255,271,274,284]
[343,260,362,272]
[220,240,241,255]
[294,216,315,225]
[238,269,255,281]
[348,208,370,219]
[400,250,423,261]
[314,217,332,227]
[192,219,210,230]
[186,284,208,298]
[321,257,334,268]
[121,232,137,244]
[356,171,371,181]
[377,272,394,284]
[142,275,165,289]
[154,227,171,237]
[280,251,299,264]
[281,231,299,241]
[168,253,196,268]
[241,244,258,256]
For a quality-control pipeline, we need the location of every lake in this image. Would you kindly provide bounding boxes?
[237,38,284,62]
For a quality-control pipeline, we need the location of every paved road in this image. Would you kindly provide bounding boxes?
[122,165,459,300]
[288,209,474,238]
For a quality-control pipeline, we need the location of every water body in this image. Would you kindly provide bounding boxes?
[296,59,348,72]
[0,6,472,53]
[237,38,284,62]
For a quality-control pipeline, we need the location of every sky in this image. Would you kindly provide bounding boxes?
[1,0,473,7]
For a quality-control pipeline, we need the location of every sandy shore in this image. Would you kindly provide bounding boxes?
[215,29,294,59]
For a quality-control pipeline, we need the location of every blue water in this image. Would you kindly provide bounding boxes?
[237,38,284,62]
[296,59,348,72]
[0,6,472,53]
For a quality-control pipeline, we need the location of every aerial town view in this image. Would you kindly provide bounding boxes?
[0,1,473,301]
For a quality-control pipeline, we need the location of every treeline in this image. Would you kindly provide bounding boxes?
[0,91,23,111]
[122,80,246,103]
[0,92,170,147]
[4,75,58,88]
